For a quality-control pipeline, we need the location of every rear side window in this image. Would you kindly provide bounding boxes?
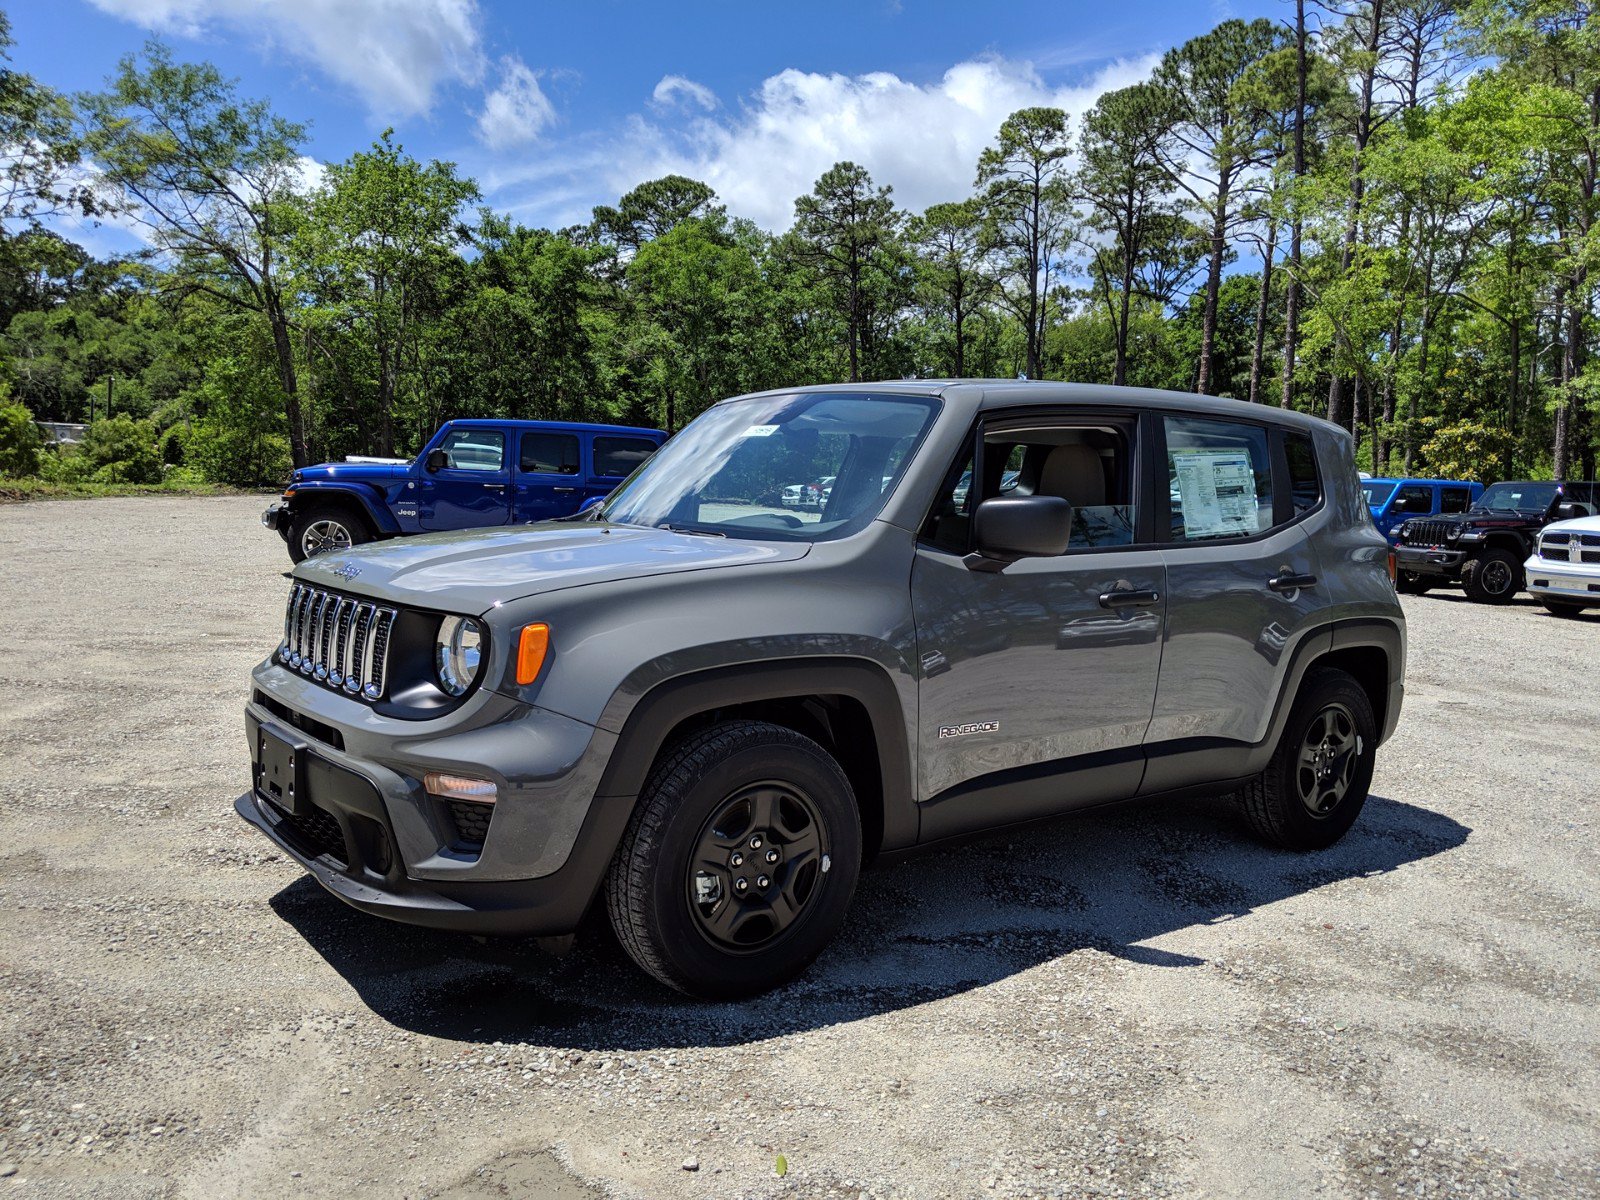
[1164,415,1272,541]
[521,432,580,475]
[439,429,504,472]
[1284,434,1321,515]
[593,436,659,478]
[1440,487,1471,514]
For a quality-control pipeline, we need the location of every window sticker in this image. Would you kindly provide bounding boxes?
[1173,450,1259,538]
[743,424,780,438]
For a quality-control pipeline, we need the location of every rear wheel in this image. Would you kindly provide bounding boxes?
[1540,597,1589,618]
[288,505,371,563]
[605,720,861,999]
[1395,571,1431,595]
[1462,547,1523,603]
[1238,668,1377,851]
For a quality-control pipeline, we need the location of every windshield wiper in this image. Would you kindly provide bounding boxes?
[656,522,726,538]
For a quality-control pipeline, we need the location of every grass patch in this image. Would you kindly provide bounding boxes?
[0,477,269,503]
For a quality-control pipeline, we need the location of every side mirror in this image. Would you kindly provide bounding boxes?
[1394,496,1424,514]
[424,447,449,472]
[967,495,1072,572]
[1555,502,1587,521]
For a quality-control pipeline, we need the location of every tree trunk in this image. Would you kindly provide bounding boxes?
[265,294,308,468]
[1197,176,1229,395]
[1281,0,1307,411]
[1248,224,1277,404]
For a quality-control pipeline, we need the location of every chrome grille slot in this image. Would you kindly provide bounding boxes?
[276,585,397,704]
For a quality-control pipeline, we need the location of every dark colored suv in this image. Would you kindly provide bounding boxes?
[237,382,1406,998]
[1393,480,1600,603]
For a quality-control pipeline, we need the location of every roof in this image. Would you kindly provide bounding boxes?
[1365,477,1484,487]
[444,418,665,437]
[717,380,1343,435]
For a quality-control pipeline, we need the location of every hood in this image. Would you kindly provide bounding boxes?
[292,459,413,484]
[1539,514,1600,536]
[293,521,810,614]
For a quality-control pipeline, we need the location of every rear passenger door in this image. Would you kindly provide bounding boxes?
[1141,415,1326,794]
[514,430,583,522]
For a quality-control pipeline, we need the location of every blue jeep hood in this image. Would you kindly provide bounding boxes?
[293,459,412,484]
[293,521,810,614]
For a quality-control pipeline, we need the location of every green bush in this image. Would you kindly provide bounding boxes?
[80,414,163,484]
[0,399,45,477]
[182,416,290,487]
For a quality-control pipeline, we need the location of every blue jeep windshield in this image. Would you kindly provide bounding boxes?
[1361,481,1397,508]
[597,392,939,541]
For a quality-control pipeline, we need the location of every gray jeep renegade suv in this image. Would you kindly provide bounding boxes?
[239,382,1405,998]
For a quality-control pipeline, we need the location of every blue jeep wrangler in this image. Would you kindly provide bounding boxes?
[1362,476,1483,544]
[263,420,668,562]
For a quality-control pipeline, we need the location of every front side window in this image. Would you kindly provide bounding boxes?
[439,429,505,472]
[1440,487,1472,514]
[1165,415,1272,541]
[593,436,660,478]
[597,392,938,541]
[1396,484,1432,514]
[923,419,1138,554]
[1284,434,1322,515]
[520,432,579,475]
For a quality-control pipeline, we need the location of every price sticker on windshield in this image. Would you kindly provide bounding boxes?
[743,424,780,437]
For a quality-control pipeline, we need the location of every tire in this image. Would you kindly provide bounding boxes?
[605,720,862,999]
[1395,571,1431,595]
[1540,597,1588,618]
[1461,547,1523,604]
[1237,667,1377,851]
[288,505,372,563]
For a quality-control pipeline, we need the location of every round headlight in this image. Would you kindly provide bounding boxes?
[435,615,484,697]
[1399,520,1414,538]
[1446,525,1462,540]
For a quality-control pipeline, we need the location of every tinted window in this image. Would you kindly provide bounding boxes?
[593,436,659,478]
[1284,434,1321,515]
[1396,484,1432,514]
[1164,415,1272,541]
[1440,487,1472,514]
[439,429,504,472]
[520,432,579,475]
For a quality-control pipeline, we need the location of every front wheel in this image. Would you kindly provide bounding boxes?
[288,506,371,563]
[1461,548,1523,604]
[1237,667,1377,851]
[605,720,861,999]
[1540,597,1589,618]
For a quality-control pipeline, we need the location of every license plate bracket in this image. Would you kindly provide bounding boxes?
[255,724,307,817]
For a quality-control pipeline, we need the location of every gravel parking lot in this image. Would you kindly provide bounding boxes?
[1,494,1596,1199]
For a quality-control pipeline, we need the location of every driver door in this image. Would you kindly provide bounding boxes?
[418,428,513,531]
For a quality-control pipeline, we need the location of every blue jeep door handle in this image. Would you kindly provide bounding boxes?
[1268,572,1318,592]
[552,486,579,493]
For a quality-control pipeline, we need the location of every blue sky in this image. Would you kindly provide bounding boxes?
[12,0,1287,251]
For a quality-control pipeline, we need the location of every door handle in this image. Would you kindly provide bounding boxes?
[482,483,507,491]
[552,486,579,493]
[1098,589,1161,609]
[1268,572,1318,593]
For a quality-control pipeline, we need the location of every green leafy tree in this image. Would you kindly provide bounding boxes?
[0,391,42,475]
[908,200,997,378]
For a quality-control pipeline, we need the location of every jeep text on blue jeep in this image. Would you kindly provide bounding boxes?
[262,420,668,562]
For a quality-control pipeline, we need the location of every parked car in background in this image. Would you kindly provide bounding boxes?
[1525,514,1600,617]
[262,420,668,562]
[1363,477,1483,543]
[1393,480,1600,603]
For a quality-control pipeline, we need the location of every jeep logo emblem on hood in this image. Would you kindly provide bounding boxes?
[329,560,362,580]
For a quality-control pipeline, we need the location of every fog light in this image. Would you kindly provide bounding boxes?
[423,771,497,803]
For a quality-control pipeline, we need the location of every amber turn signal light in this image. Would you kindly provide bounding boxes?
[1386,549,1397,583]
[516,623,550,685]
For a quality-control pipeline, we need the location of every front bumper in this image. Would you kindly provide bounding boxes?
[1395,545,1465,577]
[262,501,290,540]
[1524,558,1600,605]
[237,672,627,937]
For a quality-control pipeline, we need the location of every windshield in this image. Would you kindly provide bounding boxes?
[1361,481,1397,508]
[597,391,940,540]
[1475,482,1557,513]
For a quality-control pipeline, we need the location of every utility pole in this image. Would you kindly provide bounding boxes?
[105,374,115,420]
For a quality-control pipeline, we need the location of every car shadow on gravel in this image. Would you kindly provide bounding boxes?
[269,791,1467,1048]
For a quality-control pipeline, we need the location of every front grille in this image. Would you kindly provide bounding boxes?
[278,584,397,703]
[450,799,494,845]
[280,803,348,866]
[1400,519,1457,547]
[1539,530,1600,564]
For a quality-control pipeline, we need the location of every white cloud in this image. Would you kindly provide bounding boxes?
[485,54,1159,233]
[85,0,486,119]
[476,56,556,149]
[651,75,718,112]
